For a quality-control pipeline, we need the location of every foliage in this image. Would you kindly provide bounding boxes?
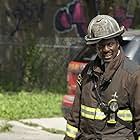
[0,32,68,92]
[135,25,140,29]
[0,91,63,120]
[22,33,43,89]
[0,121,12,132]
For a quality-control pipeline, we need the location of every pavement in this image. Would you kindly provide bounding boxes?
[0,117,67,140]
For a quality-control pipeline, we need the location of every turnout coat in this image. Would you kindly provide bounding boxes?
[64,48,140,140]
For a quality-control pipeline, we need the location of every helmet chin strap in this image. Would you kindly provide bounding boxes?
[117,49,120,56]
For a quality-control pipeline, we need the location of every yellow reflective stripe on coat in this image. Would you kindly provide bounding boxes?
[81,104,106,120]
[117,110,132,121]
[81,104,132,121]
[66,123,78,138]
[138,136,140,140]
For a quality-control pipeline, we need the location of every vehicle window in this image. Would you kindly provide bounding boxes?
[133,42,140,65]
[69,44,84,61]
[74,45,97,62]
[121,40,131,51]
[124,37,140,64]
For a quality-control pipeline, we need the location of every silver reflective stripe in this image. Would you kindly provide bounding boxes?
[117,110,132,121]
[81,104,106,120]
[66,123,78,138]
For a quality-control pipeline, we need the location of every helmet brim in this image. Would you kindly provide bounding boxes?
[85,26,125,45]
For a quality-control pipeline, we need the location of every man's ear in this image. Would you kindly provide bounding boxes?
[116,40,120,49]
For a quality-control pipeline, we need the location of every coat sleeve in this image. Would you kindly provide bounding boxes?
[129,70,140,138]
[64,82,82,140]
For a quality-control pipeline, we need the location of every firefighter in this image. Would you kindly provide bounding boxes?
[64,15,140,140]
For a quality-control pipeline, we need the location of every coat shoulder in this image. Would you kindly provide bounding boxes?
[123,57,140,74]
[77,61,94,86]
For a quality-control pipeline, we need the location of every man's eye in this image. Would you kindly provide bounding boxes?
[108,42,114,47]
[108,43,112,46]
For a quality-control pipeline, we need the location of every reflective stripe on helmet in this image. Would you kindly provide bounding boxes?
[66,123,78,138]
[81,104,132,121]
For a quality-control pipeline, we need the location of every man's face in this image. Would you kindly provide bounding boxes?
[96,38,119,63]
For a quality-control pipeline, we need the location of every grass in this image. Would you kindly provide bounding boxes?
[0,91,63,120]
